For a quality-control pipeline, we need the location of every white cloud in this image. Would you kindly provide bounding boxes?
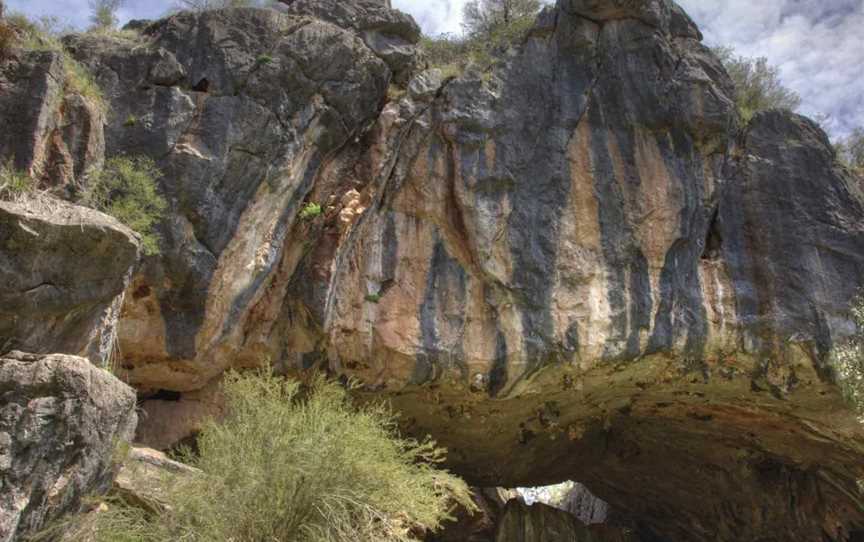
[678,0,864,138]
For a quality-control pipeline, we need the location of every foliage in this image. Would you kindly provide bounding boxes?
[89,0,123,30]
[421,0,542,75]
[712,46,802,122]
[58,370,474,542]
[81,156,167,255]
[462,0,541,41]
[3,12,106,110]
[833,297,864,423]
[365,293,382,303]
[299,201,323,220]
[0,160,35,201]
[835,127,864,175]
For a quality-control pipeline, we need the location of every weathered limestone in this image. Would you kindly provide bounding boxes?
[0,0,857,539]
[0,352,137,542]
[0,199,140,365]
[0,50,105,193]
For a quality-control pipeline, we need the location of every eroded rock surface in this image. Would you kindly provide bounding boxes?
[6,0,862,540]
[496,500,635,542]
[0,199,140,365]
[0,352,137,542]
[0,50,105,193]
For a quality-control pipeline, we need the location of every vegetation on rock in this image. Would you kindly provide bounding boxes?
[88,0,123,31]
[1,12,106,109]
[712,46,801,122]
[55,370,473,542]
[836,127,864,176]
[0,160,34,201]
[834,297,864,422]
[299,201,323,220]
[81,156,167,255]
[421,0,542,73]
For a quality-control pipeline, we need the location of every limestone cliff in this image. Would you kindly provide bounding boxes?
[1,0,864,540]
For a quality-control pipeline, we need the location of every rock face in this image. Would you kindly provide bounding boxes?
[0,199,140,365]
[64,6,390,392]
[0,50,105,192]
[495,501,635,542]
[0,352,137,542]
[4,0,861,540]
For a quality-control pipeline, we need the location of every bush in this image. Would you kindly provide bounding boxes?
[60,370,473,542]
[713,46,801,122]
[834,297,864,423]
[299,201,323,220]
[420,2,538,75]
[81,156,167,255]
[836,127,864,176]
[0,160,35,201]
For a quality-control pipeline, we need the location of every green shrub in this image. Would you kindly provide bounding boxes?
[420,13,535,75]
[365,293,382,303]
[82,156,167,255]
[299,201,323,220]
[833,296,864,423]
[712,46,802,122]
[0,160,35,201]
[60,370,473,542]
[255,53,274,65]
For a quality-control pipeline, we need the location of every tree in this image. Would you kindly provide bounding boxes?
[462,0,542,40]
[836,127,864,174]
[713,46,801,121]
[88,0,122,30]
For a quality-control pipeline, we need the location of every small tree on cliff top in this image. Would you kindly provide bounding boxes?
[462,0,542,41]
[88,0,123,30]
[713,46,801,122]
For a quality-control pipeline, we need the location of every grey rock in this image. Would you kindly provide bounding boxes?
[64,7,389,390]
[0,50,105,192]
[0,199,140,365]
[495,501,635,542]
[562,0,672,30]
[0,352,137,542]
[280,0,421,84]
[407,69,444,102]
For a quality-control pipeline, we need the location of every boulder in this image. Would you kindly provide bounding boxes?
[113,447,199,514]
[495,501,635,542]
[0,199,140,365]
[0,352,137,542]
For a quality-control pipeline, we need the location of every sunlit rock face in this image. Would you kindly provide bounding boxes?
[54,0,864,539]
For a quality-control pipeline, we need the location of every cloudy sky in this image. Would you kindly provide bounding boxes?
[8,0,863,138]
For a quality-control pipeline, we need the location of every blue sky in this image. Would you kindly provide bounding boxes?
[7,0,863,139]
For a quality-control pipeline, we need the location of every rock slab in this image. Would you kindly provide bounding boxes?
[0,352,137,542]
